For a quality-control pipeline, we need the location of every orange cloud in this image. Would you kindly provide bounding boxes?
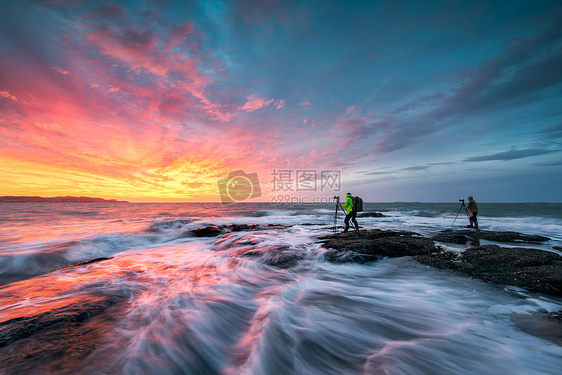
[0,90,18,101]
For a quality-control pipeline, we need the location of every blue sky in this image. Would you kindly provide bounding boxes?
[0,0,561,202]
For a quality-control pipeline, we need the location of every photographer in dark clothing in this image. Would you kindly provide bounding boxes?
[464,196,478,229]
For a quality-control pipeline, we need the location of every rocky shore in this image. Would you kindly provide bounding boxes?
[319,228,561,296]
[319,227,562,345]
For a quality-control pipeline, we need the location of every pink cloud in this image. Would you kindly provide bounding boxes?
[0,90,18,101]
[299,100,311,106]
[241,94,284,112]
[50,66,70,75]
[344,105,355,117]
[81,23,241,124]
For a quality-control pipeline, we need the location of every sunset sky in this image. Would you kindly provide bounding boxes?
[1,0,561,202]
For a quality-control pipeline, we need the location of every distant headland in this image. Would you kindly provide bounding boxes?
[0,196,129,203]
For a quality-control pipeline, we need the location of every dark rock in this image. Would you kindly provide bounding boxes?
[511,310,562,346]
[189,226,225,237]
[366,229,421,239]
[226,224,260,232]
[0,295,116,347]
[0,293,125,374]
[416,245,562,296]
[224,224,293,232]
[321,237,376,254]
[371,236,440,257]
[60,257,112,270]
[479,231,550,243]
[462,245,560,268]
[320,229,440,258]
[432,229,550,244]
[553,246,562,251]
[432,229,477,244]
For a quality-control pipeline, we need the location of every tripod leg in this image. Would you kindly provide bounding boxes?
[333,206,337,232]
[451,203,464,226]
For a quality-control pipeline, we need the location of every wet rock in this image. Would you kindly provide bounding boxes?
[321,236,376,255]
[224,224,293,232]
[479,231,550,243]
[189,226,225,237]
[320,229,440,258]
[552,246,562,251]
[0,295,119,347]
[0,292,127,374]
[416,245,562,296]
[366,229,421,239]
[60,257,113,270]
[432,229,477,244]
[226,224,260,232]
[511,310,562,346]
[370,236,440,257]
[432,229,550,244]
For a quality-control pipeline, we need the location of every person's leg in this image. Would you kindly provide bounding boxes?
[473,212,478,229]
[468,213,474,227]
[351,211,358,231]
[344,212,351,233]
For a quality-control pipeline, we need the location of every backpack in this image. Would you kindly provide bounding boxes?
[352,196,363,212]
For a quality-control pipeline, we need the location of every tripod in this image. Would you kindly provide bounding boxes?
[452,199,470,227]
[333,196,347,233]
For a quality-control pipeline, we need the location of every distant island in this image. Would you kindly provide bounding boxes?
[0,196,129,203]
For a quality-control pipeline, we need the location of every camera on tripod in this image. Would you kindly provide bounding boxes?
[459,199,465,203]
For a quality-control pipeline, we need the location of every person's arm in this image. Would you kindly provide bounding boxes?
[343,196,352,211]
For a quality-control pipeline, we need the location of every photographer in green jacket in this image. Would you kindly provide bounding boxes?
[340,193,359,233]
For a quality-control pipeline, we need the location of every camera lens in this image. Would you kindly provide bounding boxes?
[227,176,253,201]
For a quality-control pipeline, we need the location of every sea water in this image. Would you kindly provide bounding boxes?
[1,202,561,374]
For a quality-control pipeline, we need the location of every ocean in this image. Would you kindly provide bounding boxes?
[1,202,562,374]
